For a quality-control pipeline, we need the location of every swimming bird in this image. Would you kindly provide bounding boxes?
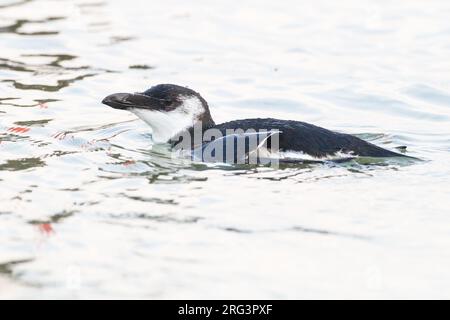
[102,84,408,161]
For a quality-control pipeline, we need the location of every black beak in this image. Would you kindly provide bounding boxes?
[102,92,163,110]
[102,93,134,110]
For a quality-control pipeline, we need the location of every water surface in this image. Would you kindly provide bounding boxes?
[1,0,450,299]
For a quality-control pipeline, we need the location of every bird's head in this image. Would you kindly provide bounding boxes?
[102,84,214,143]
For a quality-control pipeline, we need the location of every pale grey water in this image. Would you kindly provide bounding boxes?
[1,0,450,299]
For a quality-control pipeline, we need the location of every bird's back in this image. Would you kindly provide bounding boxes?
[211,118,404,158]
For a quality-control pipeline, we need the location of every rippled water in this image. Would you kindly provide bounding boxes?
[1,0,450,299]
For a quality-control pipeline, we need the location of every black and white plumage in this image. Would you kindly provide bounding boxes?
[102,84,407,159]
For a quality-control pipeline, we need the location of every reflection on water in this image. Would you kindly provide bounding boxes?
[0,259,33,277]
[1,0,450,299]
[0,0,33,9]
[0,97,59,107]
[28,210,75,225]
[0,53,107,92]
[0,16,64,36]
[0,157,45,171]
[3,73,97,92]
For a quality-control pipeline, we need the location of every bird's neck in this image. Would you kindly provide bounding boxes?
[169,118,215,147]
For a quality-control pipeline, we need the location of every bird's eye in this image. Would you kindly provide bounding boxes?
[164,100,176,111]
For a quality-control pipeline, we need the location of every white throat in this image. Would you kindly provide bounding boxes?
[130,96,204,143]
